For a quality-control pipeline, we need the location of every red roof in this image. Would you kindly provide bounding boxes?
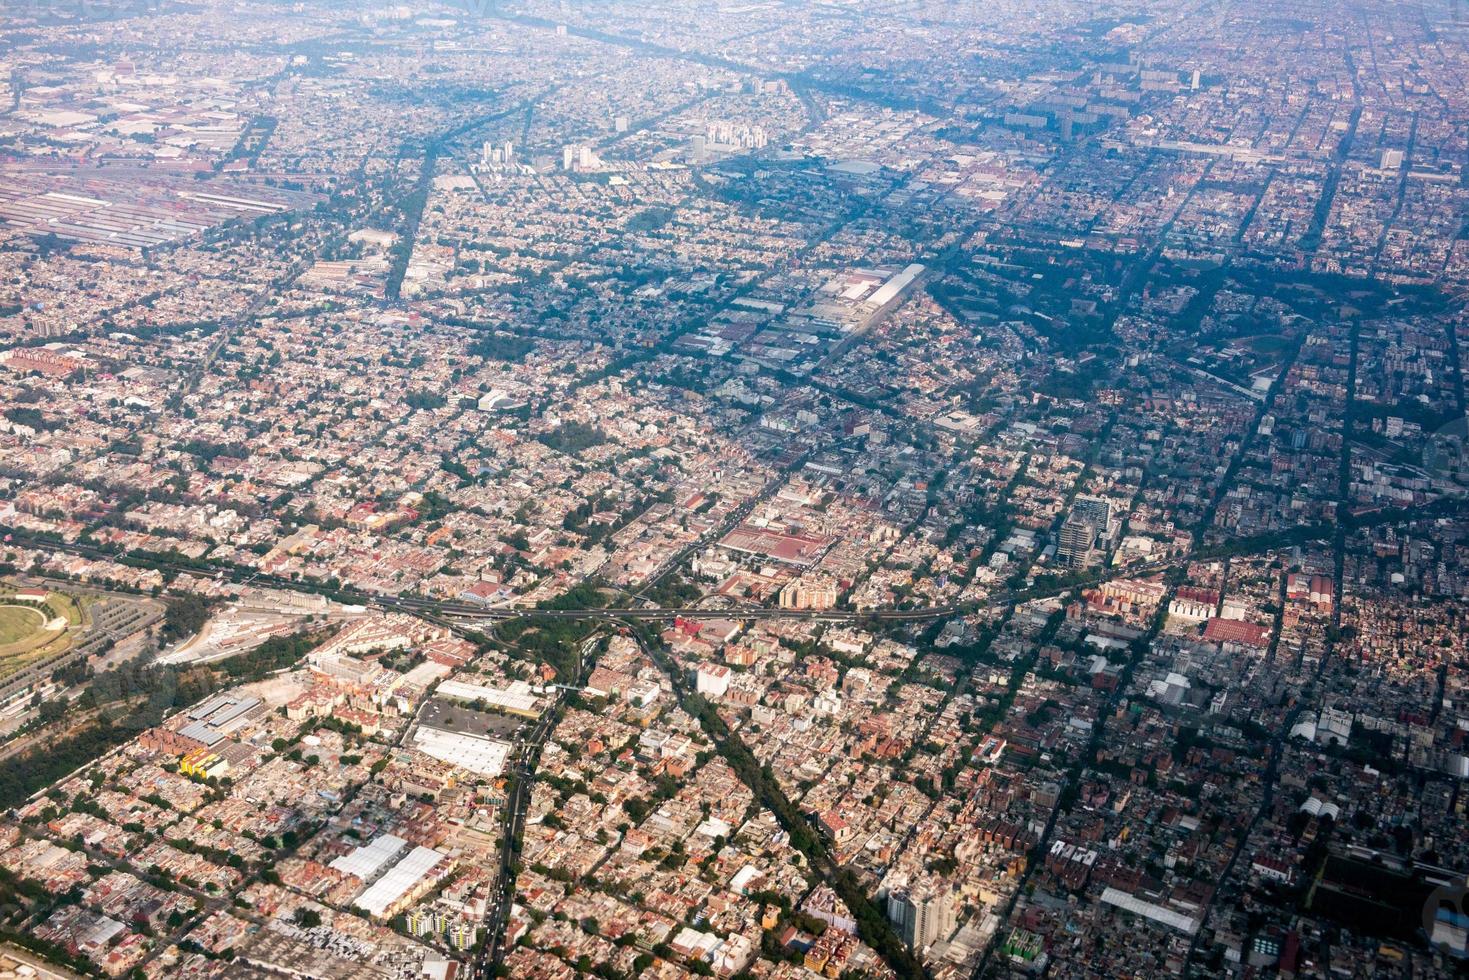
[1203,618,1270,648]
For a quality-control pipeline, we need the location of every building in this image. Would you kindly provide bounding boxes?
[887,885,956,950]
[1058,496,1112,568]
[179,748,229,780]
[561,144,600,171]
[480,139,515,168]
[779,578,838,610]
[1058,514,1099,569]
[1202,617,1271,650]
[1169,586,1218,622]
[695,663,731,698]
[435,679,543,719]
[0,346,87,377]
[352,845,451,920]
[139,727,208,757]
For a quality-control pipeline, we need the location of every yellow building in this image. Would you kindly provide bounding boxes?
[179,748,230,780]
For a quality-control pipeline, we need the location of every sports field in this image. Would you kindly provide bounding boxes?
[0,602,71,683]
[0,605,45,646]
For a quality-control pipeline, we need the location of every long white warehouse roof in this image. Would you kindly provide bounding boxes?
[353,845,447,919]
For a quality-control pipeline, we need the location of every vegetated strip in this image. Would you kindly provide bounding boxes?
[637,625,929,980]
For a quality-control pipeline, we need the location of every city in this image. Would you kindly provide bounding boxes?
[0,0,1466,978]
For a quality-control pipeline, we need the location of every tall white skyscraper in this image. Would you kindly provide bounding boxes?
[888,886,956,950]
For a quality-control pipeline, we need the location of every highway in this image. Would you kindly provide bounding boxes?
[3,527,1189,628]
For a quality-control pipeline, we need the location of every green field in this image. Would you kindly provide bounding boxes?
[0,602,70,683]
[44,592,83,627]
[0,605,45,646]
[1243,333,1293,358]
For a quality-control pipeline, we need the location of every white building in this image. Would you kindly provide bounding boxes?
[695,663,731,698]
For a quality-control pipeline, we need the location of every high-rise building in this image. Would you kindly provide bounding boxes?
[888,886,956,950]
[779,578,837,611]
[1072,495,1112,529]
[449,921,476,949]
[1057,514,1097,568]
[1058,496,1112,568]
